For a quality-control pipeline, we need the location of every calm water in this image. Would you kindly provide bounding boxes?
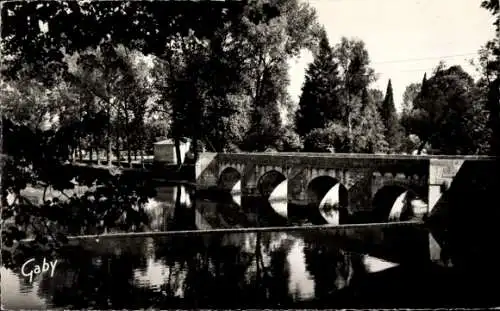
[143,184,304,231]
[2,184,500,309]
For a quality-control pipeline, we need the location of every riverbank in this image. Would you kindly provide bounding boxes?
[71,161,195,182]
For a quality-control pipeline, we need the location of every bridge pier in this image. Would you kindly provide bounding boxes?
[427,159,464,265]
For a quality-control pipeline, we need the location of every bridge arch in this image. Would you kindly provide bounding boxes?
[218,167,242,193]
[257,170,288,218]
[372,185,424,222]
[306,176,346,204]
[257,170,287,197]
[306,176,348,224]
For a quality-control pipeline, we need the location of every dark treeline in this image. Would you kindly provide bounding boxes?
[1,0,499,162]
[1,0,320,167]
[296,30,498,155]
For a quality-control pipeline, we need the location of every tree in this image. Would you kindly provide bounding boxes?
[1,1,241,81]
[303,91,388,154]
[303,122,348,152]
[480,0,500,155]
[380,79,403,151]
[1,76,73,131]
[401,82,422,116]
[352,89,388,153]
[65,44,155,167]
[404,65,490,154]
[334,37,377,152]
[400,82,423,153]
[241,59,289,151]
[0,70,97,163]
[235,0,320,151]
[295,29,342,139]
[300,37,384,153]
[156,31,211,164]
[421,73,428,90]
[481,0,499,32]
[369,88,384,113]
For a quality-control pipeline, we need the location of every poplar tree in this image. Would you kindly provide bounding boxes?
[381,79,402,150]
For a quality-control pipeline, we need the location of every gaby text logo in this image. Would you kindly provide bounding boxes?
[21,258,58,283]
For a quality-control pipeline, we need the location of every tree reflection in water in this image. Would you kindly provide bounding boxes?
[303,233,367,302]
[7,230,376,309]
[35,238,152,309]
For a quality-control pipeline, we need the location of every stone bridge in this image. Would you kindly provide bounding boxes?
[196,153,497,224]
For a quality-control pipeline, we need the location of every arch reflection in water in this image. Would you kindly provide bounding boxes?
[194,198,253,230]
[306,176,348,225]
[269,179,288,218]
[231,180,241,194]
[362,255,399,273]
[218,167,242,205]
[231,181,242,206]
[373,186,428,222]
[258,170,288,219]
[219,167,242,193]
[388,190,428,222]
[388,191,408,221]
[318,183,348,225]
[195,205,214,230]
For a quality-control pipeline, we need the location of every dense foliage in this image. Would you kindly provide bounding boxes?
[297,35,388,153]
[402,65,492,154]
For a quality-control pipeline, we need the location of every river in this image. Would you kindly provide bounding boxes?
[1,184,499,309]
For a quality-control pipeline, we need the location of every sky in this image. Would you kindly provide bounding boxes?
[287,0,497,112]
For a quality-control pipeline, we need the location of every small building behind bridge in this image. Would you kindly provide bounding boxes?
[153,138,191,164]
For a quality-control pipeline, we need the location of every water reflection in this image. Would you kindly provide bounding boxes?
[136,184,431,238]
[287,239,315,300]
[143,185,195,231]
[268,179,288,218]
[141,184,301,231]
[318,183,348,225]
[4,222,500,309]
[11,182,420,238]
[2,229,406,309]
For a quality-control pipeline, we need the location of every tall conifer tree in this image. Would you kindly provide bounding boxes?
[381,79,401,150]
[296,29,342,138]
[421,73,428,95]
